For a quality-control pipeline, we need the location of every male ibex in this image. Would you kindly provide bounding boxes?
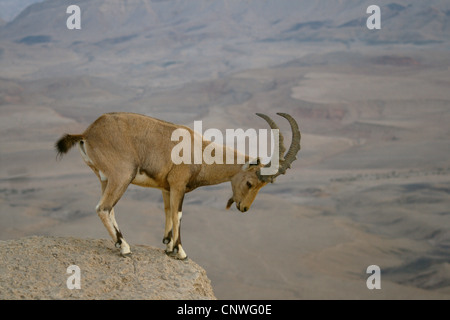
[55,112,300,259]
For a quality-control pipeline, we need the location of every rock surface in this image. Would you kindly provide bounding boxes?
[0,236,216,300]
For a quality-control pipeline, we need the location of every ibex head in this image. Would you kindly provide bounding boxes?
[227,113,301,212]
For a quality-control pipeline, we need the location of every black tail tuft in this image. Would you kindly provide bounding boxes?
[55,134,84,159]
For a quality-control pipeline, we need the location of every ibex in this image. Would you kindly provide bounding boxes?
[55,112,300,260]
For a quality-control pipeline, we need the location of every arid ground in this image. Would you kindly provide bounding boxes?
[1,0,449,299]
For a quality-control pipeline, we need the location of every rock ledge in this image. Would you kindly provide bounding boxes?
[0,236,216,300]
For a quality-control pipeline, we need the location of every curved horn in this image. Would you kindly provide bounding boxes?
[255,113,301,183]
[255,113,286,163]
[275,112,301,175]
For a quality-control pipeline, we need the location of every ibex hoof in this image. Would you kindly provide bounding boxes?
[163,237,170,244]
[166,244,187,260]
[166,250,188,261]
[115,242,121,248]
[120,252,132,258]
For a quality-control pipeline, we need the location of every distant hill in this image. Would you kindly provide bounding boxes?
[1,0,449,88]
[2,0,450,45]
[0,0,43,22]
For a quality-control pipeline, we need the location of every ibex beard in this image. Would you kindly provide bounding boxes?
[55,112,300,260]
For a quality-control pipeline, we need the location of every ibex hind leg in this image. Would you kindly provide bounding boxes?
[110,208,131,256]
[97,177,132,256]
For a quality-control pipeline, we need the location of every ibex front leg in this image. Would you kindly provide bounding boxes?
[163,188,186,260]
[162,190,173,252]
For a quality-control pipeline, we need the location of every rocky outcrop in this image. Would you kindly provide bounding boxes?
[0,236,216,300]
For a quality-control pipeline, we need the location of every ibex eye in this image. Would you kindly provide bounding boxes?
[246,181,253,189]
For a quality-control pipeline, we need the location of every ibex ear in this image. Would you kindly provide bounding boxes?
[242,158,261,171]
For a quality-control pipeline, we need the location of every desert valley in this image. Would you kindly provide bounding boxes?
[0,0,449,299]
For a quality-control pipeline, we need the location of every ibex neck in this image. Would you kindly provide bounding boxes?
[196,146,250,187]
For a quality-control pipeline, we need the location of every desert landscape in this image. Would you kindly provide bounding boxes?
[0,0,449,299]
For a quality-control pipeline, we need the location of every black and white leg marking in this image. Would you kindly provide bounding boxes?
[170,211,187,260]
[162,190,174,253]
[96,175,132,256]
[110,208,131,255]
[161,188,187,260]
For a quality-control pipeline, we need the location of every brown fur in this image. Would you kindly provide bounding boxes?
[55,112,295,259]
